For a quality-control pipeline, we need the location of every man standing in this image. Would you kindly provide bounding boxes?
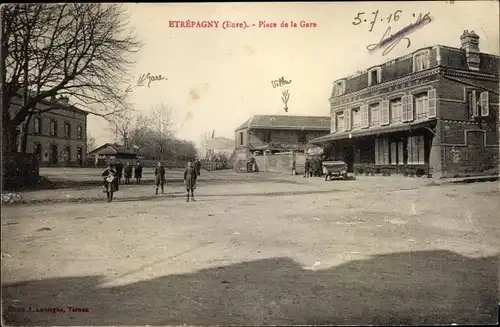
[304,158,310,178]
[184,161,197,202]
[155,161,166,194]
[115,160,124,189]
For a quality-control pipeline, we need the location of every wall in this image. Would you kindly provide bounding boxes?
[234,128,248,149]
[254,152,306,174]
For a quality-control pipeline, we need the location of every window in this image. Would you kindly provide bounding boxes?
[50,120,58,136]
[414,51,430,72]
[479,91,489,117]
[64,122,71,138]
[336,113,345,132]
[297,132,307,144]
[239,132,244,145]
[375,138,389,165]
[34,117,41,134]
[407,135,425,164]
[368,68,381,86]
[390,99,403,123]
[370,103,380,126]
[332,80,345,97]
[77,125,83,140]
[414,93,429,120]
[351,108,361,129]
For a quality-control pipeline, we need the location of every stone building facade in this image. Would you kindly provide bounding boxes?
[234,115,330,162]
[311,30,499,178]
[11,95,89,166]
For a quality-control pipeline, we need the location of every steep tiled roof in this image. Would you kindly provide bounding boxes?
[236,115,330,131]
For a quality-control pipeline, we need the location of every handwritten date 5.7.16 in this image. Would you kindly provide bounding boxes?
[352,10,429,32]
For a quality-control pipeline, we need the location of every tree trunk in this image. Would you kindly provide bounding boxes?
[2,122,19,154]
[18,114,32,153]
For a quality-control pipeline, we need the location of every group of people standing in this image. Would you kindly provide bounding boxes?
[303,157,323,178]
[101,159,202,203]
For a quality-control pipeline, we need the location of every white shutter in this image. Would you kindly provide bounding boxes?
[407,95,414,121]
[345,108,351,131]
[428,89,436,118]
[480,91,489,116]
[331,112,336,133]
[407,136,413,164]
[471,90,478,117]
[361,105,369,128]
[374,139,379,165]
[381,100,390,125]
[401,95,408,122]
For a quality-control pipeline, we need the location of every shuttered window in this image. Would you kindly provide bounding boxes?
[480,91,489,116]
[344,108,351,131]
[370,103,381,126]
[428,89,436,118]
[381,100,390,125]
[407,135,425,164]
[361,105,369,128]
[375,138,389,165]
[390,99,403,123]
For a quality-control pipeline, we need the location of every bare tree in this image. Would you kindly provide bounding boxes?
[86,135,96,154]
[109,111,150,149]
[147,103,175,160]
[1,3,143,154]
[199,131,215,159]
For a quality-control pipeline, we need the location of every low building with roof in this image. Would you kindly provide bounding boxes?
[234,115,330,161]
[88,143,139,166]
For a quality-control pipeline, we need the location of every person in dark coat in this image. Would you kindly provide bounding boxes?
[134,162,143,184]
[115,160,123,187]
[304,158,310,178]
[124,162,132,184]
[154,161,166,194]
[184,161,197,202]
[101,164,118,202]
[195,159,202,177]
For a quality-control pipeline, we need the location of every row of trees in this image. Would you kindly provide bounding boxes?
[1,3,142,155]
[108,103,197,161]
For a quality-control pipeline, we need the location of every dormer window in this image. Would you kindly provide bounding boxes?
[332,80,346,97]
[413,50,430,72]
[368,67,382,86]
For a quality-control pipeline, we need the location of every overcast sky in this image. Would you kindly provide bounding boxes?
[87,1,500,148]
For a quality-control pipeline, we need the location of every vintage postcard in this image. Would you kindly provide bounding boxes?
[1,1,499,326]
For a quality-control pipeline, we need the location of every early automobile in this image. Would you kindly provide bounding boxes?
[322,161,348,181]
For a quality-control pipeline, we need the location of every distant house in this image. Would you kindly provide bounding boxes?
[88,143,138,165]
[205,136,235,159]
[234,115,330,161]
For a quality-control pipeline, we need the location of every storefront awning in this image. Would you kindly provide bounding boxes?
[310,119,436,144]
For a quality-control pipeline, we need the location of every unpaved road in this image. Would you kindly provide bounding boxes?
[2,175,499,325]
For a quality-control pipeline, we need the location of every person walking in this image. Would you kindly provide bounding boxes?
[154,161,166,194]
[195,159,202,177]
[124,162,132,184]
[184,161,198,202]
[134,161,143,185]
[115,160,123,188]
[101,164,118,202]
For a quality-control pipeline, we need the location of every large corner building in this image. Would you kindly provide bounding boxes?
[311,30,499,178]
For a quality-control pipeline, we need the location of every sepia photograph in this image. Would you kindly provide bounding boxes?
[1,1,499,326]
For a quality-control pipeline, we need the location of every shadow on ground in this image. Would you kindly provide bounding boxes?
[2,250,498,326]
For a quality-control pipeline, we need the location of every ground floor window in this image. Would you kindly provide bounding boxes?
[407,135,425,164]
[375,138,389,165]
[390,140,405,165]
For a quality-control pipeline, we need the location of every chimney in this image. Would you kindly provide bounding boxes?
[58,96,69,104]
[460,30,480,71]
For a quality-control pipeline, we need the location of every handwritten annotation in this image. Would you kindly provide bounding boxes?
[353,10,433,56]
[126,73,167,93]
[271,77,292,88]
[168,20,317,30]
